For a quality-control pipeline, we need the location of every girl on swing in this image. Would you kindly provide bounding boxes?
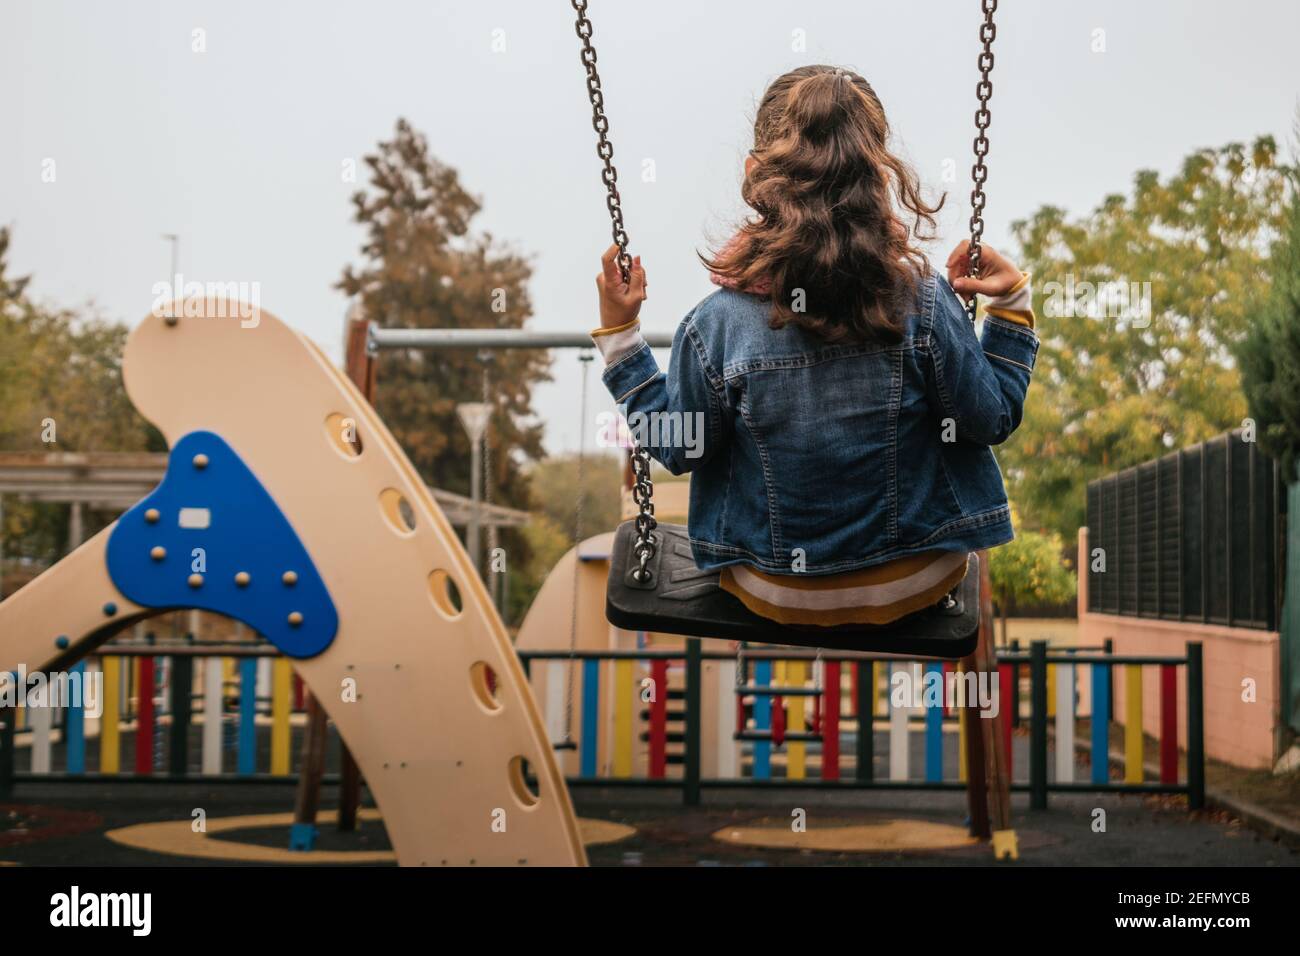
[589,65,1037,628]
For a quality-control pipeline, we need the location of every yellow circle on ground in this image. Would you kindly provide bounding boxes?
[577,818,636,847]
[106,810,632,864]
[712,818,978,853]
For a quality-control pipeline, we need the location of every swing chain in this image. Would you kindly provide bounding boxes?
[570,0,632,283]
[630,442,658,580]
[569,0,657,577]
[966,0,998,323]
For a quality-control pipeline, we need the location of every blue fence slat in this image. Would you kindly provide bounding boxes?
[65,661,86,775]
[237,657,258,775]
[1091,662,1111,784]
[924,662,943,782]
[752,661,772,780]
[580,658,599,778]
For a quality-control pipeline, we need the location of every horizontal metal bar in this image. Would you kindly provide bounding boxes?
[561,777,683,788]
[93,644,279,658]
[11,772,337,785]
[519,649,687,661]
[521,648,1186,667]
[15,773,1190,797]
[997,654,1187,666]
[367,326,675,351]
[735,685,822,697]
[696,778,973,791]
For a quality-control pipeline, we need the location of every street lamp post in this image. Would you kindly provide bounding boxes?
[456,402,491,575]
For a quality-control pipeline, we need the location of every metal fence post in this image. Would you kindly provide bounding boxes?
[169,655,193,777]
[683,640,702,807]
[1186,642,1205,810]
[1030,640,1049,810]
[855,661,873,782]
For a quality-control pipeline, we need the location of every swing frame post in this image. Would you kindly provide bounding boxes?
[168,654,193,777]
[336,309,374,832]
[960,550,1015,855]
[292,309,378,839]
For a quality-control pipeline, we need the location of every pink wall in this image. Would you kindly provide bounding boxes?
[1077,529,1281,770]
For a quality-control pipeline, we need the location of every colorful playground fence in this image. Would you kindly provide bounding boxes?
[0,639,315,787]
[1,639,1204,814]
[518,640,1205,810]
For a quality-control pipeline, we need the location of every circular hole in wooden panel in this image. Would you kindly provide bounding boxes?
[428,569,462,618]
[470,662,501,712]
[508,756,540,808]
[379,488,417,534]
[324,413,363,458]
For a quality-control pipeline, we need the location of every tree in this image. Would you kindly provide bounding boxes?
[988,508,1076,645]
[1001,137,1291,542]
[1239,120,1300,481]
[0,227,163,574]
[528,452,624,541]
[337,120,552,521]
[500,452,624,626]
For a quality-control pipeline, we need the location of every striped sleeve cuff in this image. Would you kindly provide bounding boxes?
[590,318,646,366]
[983,272,1035,329]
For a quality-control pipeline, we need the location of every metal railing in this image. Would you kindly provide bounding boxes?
[1,640,1205,813]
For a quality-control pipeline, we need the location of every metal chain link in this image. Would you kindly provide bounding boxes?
[966,0,998,323]
[569,0,657,579]
[571,0,632,283]
[629,442,657,580]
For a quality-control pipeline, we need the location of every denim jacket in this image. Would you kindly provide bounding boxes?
[595,271,1038,576]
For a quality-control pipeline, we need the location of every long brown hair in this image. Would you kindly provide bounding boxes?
[703,65,942,343]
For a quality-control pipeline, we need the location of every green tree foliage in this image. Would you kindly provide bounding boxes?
[503,452,624,626]
[504,515,572,628]
[989,508,1076,642]
[1239,125,1300,481]
[528,452,624,540]
[337,120,551,513]
[1002,137,1289,541]
[0,227,162,576]
[0,228,157,453]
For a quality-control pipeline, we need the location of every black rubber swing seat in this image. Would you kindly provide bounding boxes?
[605,522,980,660]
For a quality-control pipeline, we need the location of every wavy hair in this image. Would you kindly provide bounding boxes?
[703,65,942,343]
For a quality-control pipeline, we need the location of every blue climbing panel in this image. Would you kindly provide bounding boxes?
[106,431,338,658]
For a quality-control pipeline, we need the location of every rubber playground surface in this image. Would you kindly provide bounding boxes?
[1,782,1295,867]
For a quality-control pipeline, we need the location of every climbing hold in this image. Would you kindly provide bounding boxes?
[55,636,69,650]
[288,611,304,627]
[193,453,209,470]
[144,508,160,524]
[188,573,204,589]
[106,430,338,658]
[102,603,117,617]
[150,546,166,561]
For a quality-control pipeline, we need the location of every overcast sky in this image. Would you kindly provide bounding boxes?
[3,0,1298,455]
